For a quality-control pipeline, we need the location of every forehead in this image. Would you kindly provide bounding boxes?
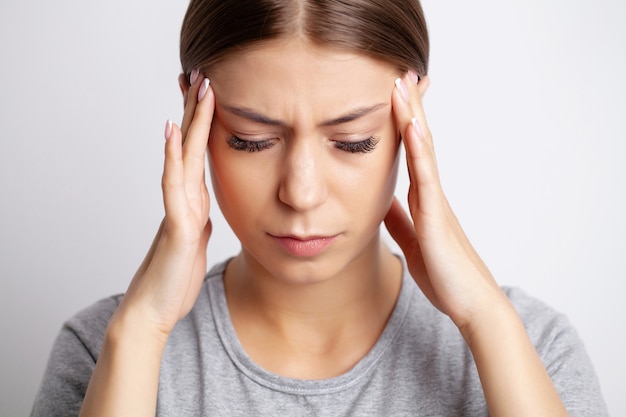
[208,37,398,123]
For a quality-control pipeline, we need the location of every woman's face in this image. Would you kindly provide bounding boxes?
[207,37,401,283]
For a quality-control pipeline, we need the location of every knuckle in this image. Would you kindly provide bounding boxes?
[161,175,181,192]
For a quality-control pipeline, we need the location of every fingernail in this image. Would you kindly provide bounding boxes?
[189,68,199,85]
[395,78,409,102]
[411,117,424,140]
[198,78,210,102]
[408,71,419,85]
[164,119,172,141]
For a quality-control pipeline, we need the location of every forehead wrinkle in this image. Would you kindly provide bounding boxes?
[320,103,388,127]
[223,105,285,127]
[221,102,389,129]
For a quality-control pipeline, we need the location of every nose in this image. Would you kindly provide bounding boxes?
[278,140,328,212]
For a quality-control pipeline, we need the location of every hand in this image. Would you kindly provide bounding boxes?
[385,72,505,333]
[115,71,215,339]
[78,72,215,417]
[386,73,568,416]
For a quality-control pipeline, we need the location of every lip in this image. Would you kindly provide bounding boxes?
[269,234,338,257]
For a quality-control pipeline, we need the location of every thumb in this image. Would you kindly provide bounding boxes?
[384,197,419,258]
[385,197,439,311]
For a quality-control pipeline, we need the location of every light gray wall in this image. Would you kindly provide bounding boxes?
[1,0,624,415]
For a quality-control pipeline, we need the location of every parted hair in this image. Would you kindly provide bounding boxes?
[180,0,429,82]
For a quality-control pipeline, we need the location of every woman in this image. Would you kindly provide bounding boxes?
[32,0,607,415]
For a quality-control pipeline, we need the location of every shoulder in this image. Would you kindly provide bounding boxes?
[499,286,591,377]
[399,283,608,415]
[63,294,123,357]
[399,283,577,349]
[61,260,229,356]
[504,287,608,415]
[32,263,228,417]
[31,294,123,417]
[502,286,563,321]
[501,286,576,357]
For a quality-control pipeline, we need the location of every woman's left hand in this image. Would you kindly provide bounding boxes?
[386,73,568,416]
[385,72,507,335]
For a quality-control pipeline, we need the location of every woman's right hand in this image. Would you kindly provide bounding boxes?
[79,72,214,417]
[115,70,215,340]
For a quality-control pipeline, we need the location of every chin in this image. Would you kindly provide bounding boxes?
[240,231,380,286]
[241,249,342,285]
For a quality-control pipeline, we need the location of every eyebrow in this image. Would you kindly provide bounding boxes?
[222,102,388,127]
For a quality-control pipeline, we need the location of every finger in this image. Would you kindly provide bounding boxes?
[392,73,422,158]
[180,69,203,141]
[408,72,430,102]
[162,120,187,220]
[392,75,443,217]
[417,74,430,98]
[406,73,432,146]
[183,78,214,184]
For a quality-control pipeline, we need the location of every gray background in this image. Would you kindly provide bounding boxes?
[1,0,624,416]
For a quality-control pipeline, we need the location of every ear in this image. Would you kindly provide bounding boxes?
[178,73,190,107]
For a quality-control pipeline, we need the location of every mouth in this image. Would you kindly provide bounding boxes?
[268,234,339,257]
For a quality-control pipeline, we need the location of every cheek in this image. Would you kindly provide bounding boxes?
[207,126,227,204]
[370,142,400,221]
[346,131,400,218]
[208,124,279,234]
[208,126,251,220]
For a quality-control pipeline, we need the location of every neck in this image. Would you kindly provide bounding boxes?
[223,233,403,379]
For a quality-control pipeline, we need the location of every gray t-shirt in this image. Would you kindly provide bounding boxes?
[32,260,608,416]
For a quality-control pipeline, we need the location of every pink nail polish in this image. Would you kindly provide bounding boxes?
[189,68,199,85]
[411,117,424,139]
[198,78,210,102]
[164,119,173,141]
[395,78,409,102]
[408,71,419,84]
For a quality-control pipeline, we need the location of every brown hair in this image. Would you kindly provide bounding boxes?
[180,0,429,83]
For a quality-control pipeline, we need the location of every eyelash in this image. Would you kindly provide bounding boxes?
[227,136,275,152]
[334,136,380,153]
[226,136,380,154]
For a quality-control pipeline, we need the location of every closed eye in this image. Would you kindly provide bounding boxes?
[334,136,380,154]
[227,136,275,152]
[227,135,380,154]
